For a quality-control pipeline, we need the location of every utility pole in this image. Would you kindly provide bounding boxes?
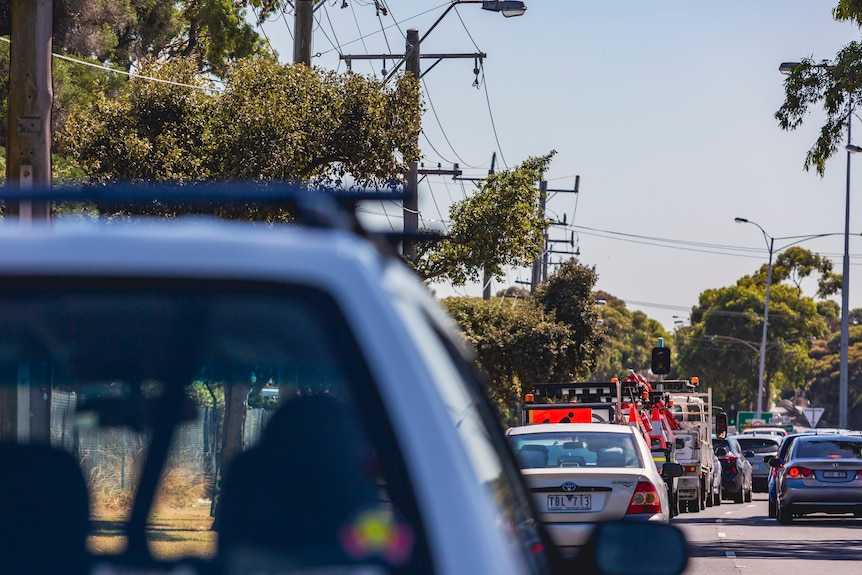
[482,152,497,299]
[531,176,580,291]
[341,41,485,262]
[2,0,53,444]
[404,29,420,262]
[530,180,547,292]
[6,0,52,220]
[293,0,314,66]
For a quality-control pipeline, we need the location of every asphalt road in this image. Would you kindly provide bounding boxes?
[675,492,862,575]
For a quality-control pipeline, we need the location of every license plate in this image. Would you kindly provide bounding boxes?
[547,494,592,511]
[823,470,848,479]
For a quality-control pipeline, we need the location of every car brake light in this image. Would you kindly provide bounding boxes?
[684,465,697,473]
[627,481,662,515]
[787,466,812,478]
[724,453,738,474]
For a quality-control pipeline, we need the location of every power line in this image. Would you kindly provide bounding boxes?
[478,59,507,169]
[0,37,222,93]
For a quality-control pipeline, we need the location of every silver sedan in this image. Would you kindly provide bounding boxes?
[773,434,862,523]
[507,423,683,558]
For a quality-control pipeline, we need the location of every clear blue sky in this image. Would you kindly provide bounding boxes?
[257,1,862,332]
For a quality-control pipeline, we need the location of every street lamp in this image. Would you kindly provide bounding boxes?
[780,60,852,430]
[734,217,774,420]
[482,0,528,17]
[732,218,841,419]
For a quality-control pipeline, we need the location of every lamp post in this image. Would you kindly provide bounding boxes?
[780,61,852,429]
[733,218,842,419]
[733,218,774,420]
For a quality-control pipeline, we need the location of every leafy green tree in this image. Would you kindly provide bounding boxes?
[58,59,213,181]
[205,58,420,183]
[676,251,830,413]
[58,58,421,185]
[775,3,862,175]
[532,259,605,381]
[442,259,604,425]
[416,153,554,284]
[0,0,272,75]
[590,292,670,381]
[442,296,575,425]
[806,324,862,428]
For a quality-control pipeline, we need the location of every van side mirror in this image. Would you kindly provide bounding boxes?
[576,521,688,575]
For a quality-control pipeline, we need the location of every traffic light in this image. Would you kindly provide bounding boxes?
[651,346,671,375]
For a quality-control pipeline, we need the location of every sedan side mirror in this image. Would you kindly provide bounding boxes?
[763,455,774,464]
[743,450,756,459]
[768,457,783,468]
[661,462,684,478]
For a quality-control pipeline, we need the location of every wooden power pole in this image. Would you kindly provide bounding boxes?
[1,0,53,443]
[293,0,314,66]
[6,0,52,218]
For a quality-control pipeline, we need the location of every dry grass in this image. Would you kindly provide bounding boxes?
[88,463,217,560]
[89,506,216,560]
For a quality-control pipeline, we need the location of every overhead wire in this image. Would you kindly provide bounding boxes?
[349,1,379,76]
[0,37,222,93]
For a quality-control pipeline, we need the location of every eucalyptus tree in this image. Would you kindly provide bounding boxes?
[415,153,554,285]
[775,1,862,175]
[676,250,831,414]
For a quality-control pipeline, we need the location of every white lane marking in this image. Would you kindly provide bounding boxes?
[718,532,727,538]
[726,551,736,558]
[724,510,734,515]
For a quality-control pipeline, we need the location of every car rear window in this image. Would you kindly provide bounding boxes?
[508,432,641,469]
[0,277,431,573]
[795,438,862,459]
[735,438,780,453]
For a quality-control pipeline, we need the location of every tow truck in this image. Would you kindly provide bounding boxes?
[521,372,688,517]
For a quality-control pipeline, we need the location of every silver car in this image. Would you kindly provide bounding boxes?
[773,434,862,523]
[507,423,683,558]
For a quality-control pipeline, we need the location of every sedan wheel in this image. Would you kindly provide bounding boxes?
[777,502,793,524]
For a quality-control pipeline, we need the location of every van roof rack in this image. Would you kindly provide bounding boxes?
[0,182,445,251]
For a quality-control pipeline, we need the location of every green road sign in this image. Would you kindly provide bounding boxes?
[736,411,773,427]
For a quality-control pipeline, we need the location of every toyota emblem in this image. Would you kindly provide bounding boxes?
[561,481,577,492]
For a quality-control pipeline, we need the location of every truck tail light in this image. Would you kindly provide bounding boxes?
[627,481,662,515]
